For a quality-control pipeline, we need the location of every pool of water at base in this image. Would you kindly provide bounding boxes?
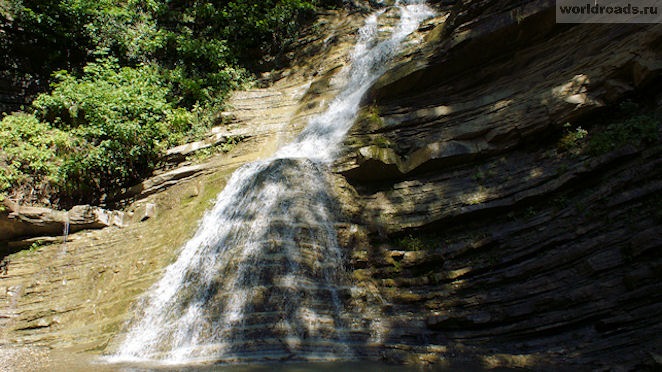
[4,347,519,372]
[99,361,499,372]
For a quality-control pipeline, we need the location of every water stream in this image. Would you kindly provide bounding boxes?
[108,1,434,366]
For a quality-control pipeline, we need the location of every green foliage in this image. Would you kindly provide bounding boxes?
[160,0,318,55]
[0,113,73,196]
[398,235,426,251]
[222,0,317,55]
[366,105,383,125]
[357,105,384,131]
[185,136,246,163]
[397,234,439,251]
[28,240,45,252]
[161,63,251,109]
[10,0,161,60]
[220,136,244,153]
[1,58,226,203]
[555,101,660,158]
[558,123,588,151]
[30,57,201,202]
[152,0,320,104]
[34,58,171,130]
[1,0,339,206]
[373,136,391,148]
[588,110,660,155]
[5,0,328,109]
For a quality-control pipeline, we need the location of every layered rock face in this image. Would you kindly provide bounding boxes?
[0,200,127,247]
[333,0,662,369]
[1,1,660,370]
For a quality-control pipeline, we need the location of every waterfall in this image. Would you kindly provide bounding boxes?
[108,0,434,365]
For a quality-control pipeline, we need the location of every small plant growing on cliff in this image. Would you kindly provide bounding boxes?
[221,136,244,153]
[358,104,384,130]
[558,123,588,152]
[28,240,45,252]
[588,111,660,154]
[399,234,426,251]
[373,136,391,148]
[391,259,402,273]
[397,233,440,251]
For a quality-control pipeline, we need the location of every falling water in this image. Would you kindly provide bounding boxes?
[108,0,434,365]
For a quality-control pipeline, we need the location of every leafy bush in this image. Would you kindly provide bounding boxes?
[0,57,223,204]
[29,57,197,202]
[221,0,318,54]
[34,58,171,128]
[0,113,73,198]
[1,0,341,206]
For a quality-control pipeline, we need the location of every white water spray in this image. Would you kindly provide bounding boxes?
[108,1,434,365]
